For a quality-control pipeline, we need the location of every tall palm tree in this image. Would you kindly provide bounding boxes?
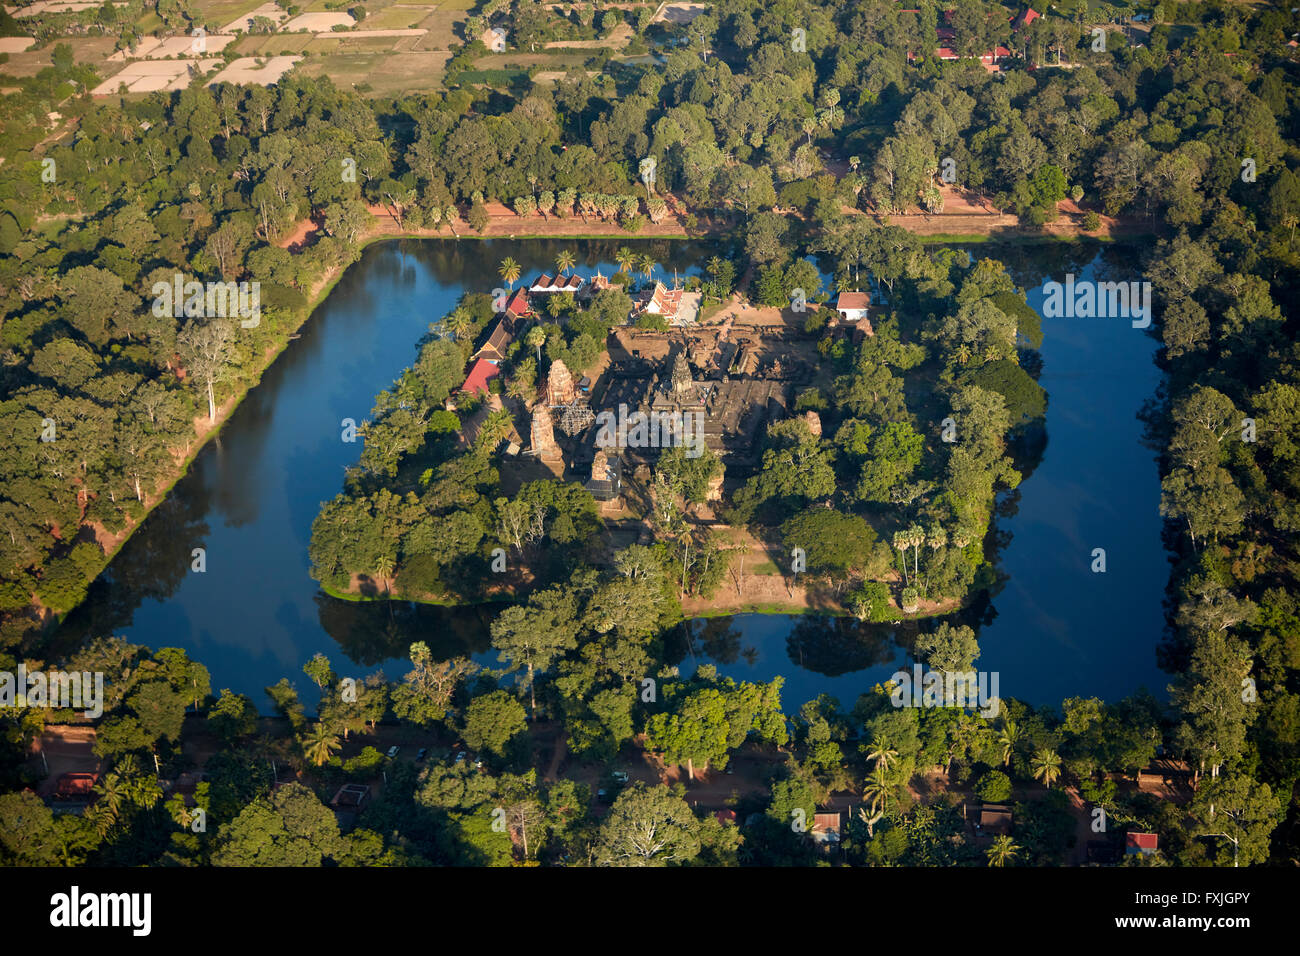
[862,765,894,814]
[906,524,926,579]
[892,530,911,585]
[857,806,885,838]
[1032,747,1062,789]
[498,257,521,290]
[300,724,341,766]
[866,743,898,774]
[555,248,576,276]
[526,325,546,363]
[638,254,657,288]
[987,834,1020,867]
[998,719,1022,768]
[374,551,395,595]
[615,246,635,273]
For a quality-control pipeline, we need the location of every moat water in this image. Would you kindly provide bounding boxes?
[55,239,1168,714]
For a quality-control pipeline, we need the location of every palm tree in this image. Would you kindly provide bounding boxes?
[1032,747,1062,789]
[615,246,635,274]
[892,530,911,585]
[866,743,898,774]
[374,551,395,595]
[498,257,521,290]
[906,524,926,579]
[300,724,341,766]
[445,308,474,341]
[987,834,1020,867]
[862,765,894,814]
[857,806,885,838]
[556,248,576,276]
[526,325,546,363]
[638,254,657,288]
[94,771,128,824]
[998,719,1022,768]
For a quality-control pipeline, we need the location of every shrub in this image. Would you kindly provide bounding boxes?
[976,770,1013,803]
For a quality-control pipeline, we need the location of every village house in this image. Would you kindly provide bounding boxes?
[812,810,844,847]
[481,27,507,52]
[834,291,872,324]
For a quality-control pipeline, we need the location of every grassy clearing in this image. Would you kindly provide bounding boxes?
[297,50,448,94]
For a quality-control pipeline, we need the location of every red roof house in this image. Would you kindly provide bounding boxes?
[460,358,501,397]
[502,289,532,321]
[1012,7,1039,29]
[1126,832,1159,856]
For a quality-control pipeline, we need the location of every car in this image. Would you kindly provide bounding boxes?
[386,746,399,758]
[455,752,466,764]
[611,771,629,784]
[415,748,427,761]
[596,788,609,803]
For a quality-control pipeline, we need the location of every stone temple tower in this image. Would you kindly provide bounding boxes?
[530,403,562,462]
[669,351,692,398]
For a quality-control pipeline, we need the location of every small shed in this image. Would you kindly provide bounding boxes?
[1126,832,1159,856]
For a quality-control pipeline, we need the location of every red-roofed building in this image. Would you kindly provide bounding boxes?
[460,358,500,397]
[54,772,98,799]
[835,291,871,321]
[502,289,532,322]
[1126,832,1159,856]
[1012,7,1039,30]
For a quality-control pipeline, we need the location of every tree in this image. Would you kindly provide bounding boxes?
[1032,748,1062,789]
[1188,774,1282,867]
[644,687,730,780]
[526,326,546,363]
[498,257,521,289]
[462,690,528,758]
[914,623,980,673]
[987,834,1020,867]
[212,782,344,866]
[490,598,579,716]
[1169,630,1256,778]
[177,317,238,424]
[593,783,702,866]
[207,689,258,745]
[555,248,576,276]
[299,723,341,766]
[390,643,478,727]
[303,653,335,691]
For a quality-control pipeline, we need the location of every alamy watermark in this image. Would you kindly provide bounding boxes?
[152,274,261,328]
[1,665,104,718]
[889,664,1000,718]
[1042,275,1151,329]
[594,403,704,458]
